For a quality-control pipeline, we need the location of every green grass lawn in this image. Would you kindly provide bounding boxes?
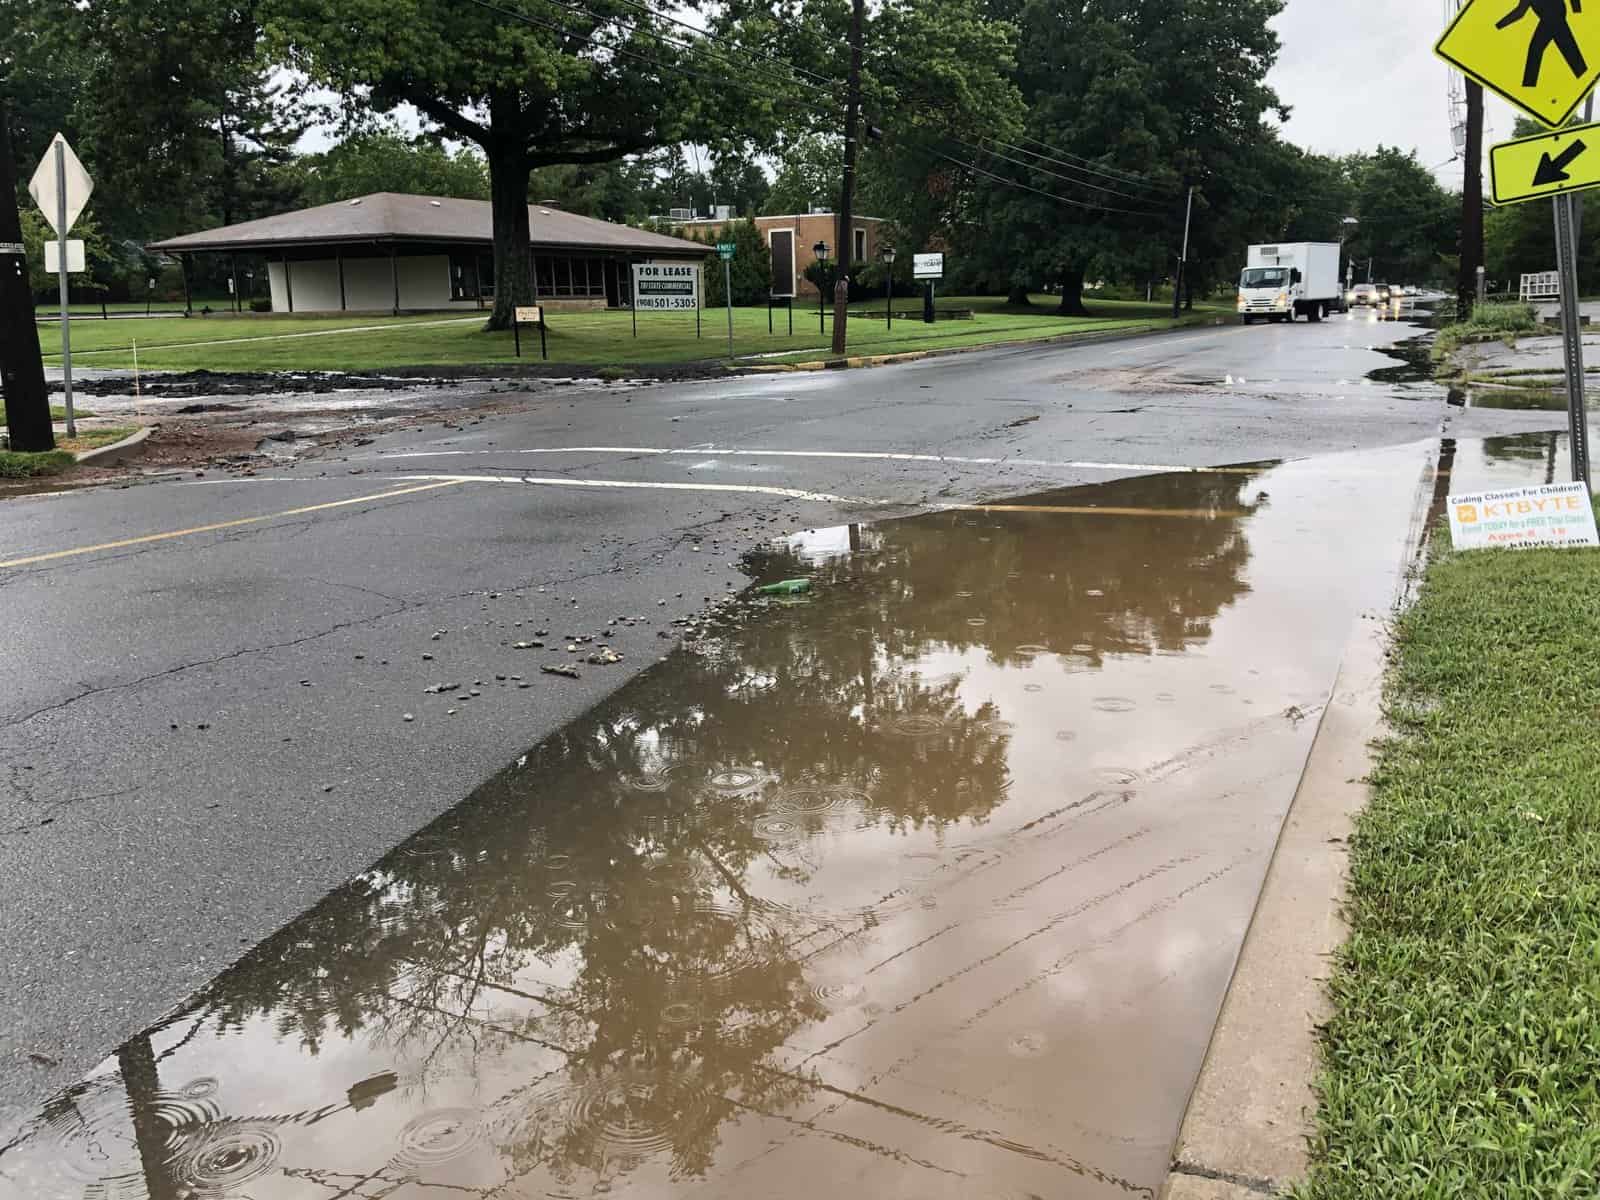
[1297,537,1600,1198]
[1,406,97,426]
[33,296,1225,373]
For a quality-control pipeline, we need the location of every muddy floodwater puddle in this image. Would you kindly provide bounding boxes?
[1,444,1463,1199]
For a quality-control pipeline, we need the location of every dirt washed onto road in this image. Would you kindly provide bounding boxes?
[0,445,1441,1199]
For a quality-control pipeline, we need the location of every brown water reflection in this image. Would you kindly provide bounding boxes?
[0,448,1436,1200]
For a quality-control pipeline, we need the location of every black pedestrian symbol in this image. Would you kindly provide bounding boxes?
[1498,0,1588,89]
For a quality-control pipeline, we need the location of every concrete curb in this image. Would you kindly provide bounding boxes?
[1157,440,1447,1199]
[73,426,150,467]
[735,316,1236,374]
[1158,613,1389,1199]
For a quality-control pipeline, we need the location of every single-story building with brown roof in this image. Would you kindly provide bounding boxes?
[148,193,714,314]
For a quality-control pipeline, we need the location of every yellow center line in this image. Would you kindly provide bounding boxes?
[0,481,465,570]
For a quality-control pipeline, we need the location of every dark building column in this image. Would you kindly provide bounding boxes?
[337,252,347,311]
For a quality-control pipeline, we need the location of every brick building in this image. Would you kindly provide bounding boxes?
[678,213,890,299]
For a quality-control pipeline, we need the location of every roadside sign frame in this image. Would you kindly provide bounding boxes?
[1490,121,1600,205]
[512,304,547,360]
[630,262,703,340]
[913,252,944,281]
[1435,0,1600,129]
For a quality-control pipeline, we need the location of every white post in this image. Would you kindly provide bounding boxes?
[55,140,75,438]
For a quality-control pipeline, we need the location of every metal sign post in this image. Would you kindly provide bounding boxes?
[53,144,74,437]
[27,134,93,440]
[718,242,735,357]
[1554,191,1590,485]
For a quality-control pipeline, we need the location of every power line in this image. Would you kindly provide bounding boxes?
[459,0,813,110]
[1016,133,1162,189]
[530,0,838,99]
[987,136,1171,198]
[931,147,1163,217]
[955,136,1169,208]
[600,0,837,90]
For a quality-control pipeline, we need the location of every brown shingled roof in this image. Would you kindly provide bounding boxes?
[148,193,712,257]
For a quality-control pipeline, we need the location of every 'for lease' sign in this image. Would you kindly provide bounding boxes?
[633,263,699,311]
[1448,482,1600,550]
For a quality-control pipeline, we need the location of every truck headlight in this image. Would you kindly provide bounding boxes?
[1275,293,1288,306]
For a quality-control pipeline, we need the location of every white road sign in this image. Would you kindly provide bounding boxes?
[913,253,944,280]
[1448,483,1600,550]
[45,239,86,274]
[0,242,23,256]
[632,263,699,311]
[28,134,94,236]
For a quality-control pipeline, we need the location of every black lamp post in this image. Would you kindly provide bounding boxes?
[813,240,830,335]
[881,246,897,330]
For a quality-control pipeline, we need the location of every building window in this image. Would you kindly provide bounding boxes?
[854,227,866,262]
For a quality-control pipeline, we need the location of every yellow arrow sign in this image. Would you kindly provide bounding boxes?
[1491,121,1600,203]
[1437,0,1600,129]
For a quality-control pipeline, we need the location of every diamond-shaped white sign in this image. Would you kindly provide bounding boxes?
[28,134,94,237]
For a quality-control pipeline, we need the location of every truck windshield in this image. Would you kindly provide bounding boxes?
[1240,268,1288,288]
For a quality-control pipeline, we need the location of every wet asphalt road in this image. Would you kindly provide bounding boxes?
[0,313,1563,1123]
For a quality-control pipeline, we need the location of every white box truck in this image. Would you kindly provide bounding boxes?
[1237,243,1344,324]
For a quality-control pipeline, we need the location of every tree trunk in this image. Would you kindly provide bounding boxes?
[487,138,534,331]
[0,99,53,452]
[1055,266,1088,316]
[1006,284,1031,307]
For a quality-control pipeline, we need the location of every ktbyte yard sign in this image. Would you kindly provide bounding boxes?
[1447,483,1600,550]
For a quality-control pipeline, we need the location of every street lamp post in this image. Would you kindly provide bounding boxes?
[813,240,830,335]
[882,246,896,330]
[1340,216,1359,296]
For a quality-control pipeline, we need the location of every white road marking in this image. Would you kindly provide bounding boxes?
[391,473,873,504]
[374,445,1254,475]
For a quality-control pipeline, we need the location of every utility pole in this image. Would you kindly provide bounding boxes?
[1456,80,1483,321]
[0,99,53,452]
[831,0,865,357]
[1171,184,1194,320]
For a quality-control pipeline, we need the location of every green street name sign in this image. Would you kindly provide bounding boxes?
[717,243,736,260]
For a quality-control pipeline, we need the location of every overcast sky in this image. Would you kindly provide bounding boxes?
[1267,0,1520,187]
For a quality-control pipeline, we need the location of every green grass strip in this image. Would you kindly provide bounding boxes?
[0,449,75,478]
[1296,539,1600,1198]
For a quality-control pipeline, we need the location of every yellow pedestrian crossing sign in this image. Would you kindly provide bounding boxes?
[1490,121,1600,203]
[1436,0,1600,128]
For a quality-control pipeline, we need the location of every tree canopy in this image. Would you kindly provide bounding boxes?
[262,0,792,326]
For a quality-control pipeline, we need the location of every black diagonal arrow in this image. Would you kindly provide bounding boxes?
[1535,139,1589,186]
